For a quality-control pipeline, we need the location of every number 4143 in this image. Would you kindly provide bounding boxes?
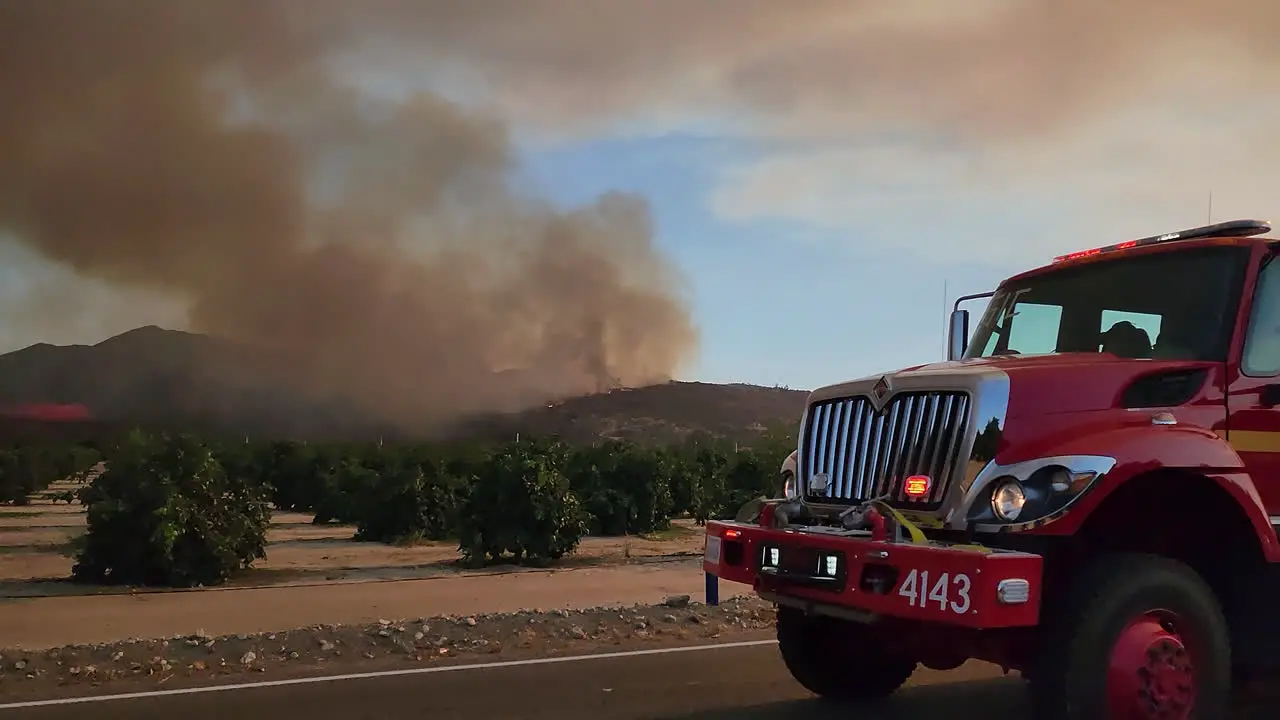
[897,568,971,614]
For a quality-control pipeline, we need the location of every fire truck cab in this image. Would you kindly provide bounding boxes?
[704,219,1280,719]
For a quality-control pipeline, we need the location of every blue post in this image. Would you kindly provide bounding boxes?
[705,571,720,606]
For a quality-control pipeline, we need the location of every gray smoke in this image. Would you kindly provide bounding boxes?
[0,1,700,428]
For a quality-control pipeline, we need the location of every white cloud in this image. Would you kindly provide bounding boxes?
[709,97,1280,268]
[309,1,1280,271]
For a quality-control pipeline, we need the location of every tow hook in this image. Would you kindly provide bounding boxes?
[840,501,889,541]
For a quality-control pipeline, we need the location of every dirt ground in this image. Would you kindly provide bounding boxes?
[0,558,743,650]
[0,482,740,655]
[0,489,756,702]
[0,483,706,586]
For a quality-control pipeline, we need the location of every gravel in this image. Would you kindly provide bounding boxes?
[0,594,775,698]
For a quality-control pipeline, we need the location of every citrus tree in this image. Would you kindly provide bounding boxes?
[354,447,467,544]
[73,431,271,587]
[458,440,587,566]
[0,444,73,505]
[565,440,674,535]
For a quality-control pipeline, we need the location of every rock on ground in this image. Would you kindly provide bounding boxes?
[0,595,776,699]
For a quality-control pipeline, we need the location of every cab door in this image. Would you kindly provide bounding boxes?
[1226,251,1280,520]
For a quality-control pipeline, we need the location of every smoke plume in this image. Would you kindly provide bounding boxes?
[6,0,1275,430]
[314,0,1280,142]
[0,1,699,428]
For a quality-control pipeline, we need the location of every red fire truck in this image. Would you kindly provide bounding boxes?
[704,219,1280,719]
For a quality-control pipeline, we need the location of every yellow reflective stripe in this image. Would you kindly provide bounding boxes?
[1219,429,1280,454]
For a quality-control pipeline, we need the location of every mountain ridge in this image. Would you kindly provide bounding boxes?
[0,327,809,443]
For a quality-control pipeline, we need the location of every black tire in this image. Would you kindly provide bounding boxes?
[1029,553,1231,720]
[776,606,916,701]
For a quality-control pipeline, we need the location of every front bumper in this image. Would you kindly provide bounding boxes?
[704,520,1043,629]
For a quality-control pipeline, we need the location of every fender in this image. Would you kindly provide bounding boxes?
[1001,418,1243,471]
[1014,425,1280,561]
[781,450,797,478]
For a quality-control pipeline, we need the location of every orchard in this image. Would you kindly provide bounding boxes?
[2,426,796,588]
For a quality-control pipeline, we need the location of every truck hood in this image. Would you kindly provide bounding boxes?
[804,353,1227,477]
[828,353,1218,418]
[904,354,1217,417]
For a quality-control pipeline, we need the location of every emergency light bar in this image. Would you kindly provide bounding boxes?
[1052,218,1272,264]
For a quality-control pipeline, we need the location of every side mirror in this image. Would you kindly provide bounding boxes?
[948,309,969,361]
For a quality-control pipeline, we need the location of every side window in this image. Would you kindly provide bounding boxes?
[1243,258,1280,376]
[1100,310,1162,351]
[979,302,1063,355]
[1006,303,1063,354]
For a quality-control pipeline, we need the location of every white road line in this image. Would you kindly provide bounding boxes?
[0,639,779,710]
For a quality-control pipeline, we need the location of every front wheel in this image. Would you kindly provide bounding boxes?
[1029,554,1231,720]
[776,606,916,702]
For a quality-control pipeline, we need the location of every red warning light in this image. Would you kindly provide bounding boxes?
[1051,219,1271,264]
[903,475,931,497]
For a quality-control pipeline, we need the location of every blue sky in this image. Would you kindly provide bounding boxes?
[518,131,1026,390]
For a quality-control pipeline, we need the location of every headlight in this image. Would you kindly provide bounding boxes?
[1047,467,1072,493]
[782,473,796,499]
[964,456,1113,527]
[762,546,780,567]
[990,479,1026,521]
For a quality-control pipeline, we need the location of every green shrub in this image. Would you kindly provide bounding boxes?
[50,489,77,504]
[258,441,326,513]
[687,444,730,524]
[565,440,673,535]
[752,423,799,471]
[72,431,271,587]
[42,424,799,574]
[353,453,466,544]
[714,448,774,519]
[68,445,103,482]
[0,445,69,505]
[311,451,378,524]
[659,446,698,518]
[0,449,32,505]
[458,441,587,566]
[209,440,262,487]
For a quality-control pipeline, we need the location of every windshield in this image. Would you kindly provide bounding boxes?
[966,246,1250,362]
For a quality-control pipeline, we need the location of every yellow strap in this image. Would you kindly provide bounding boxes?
[947,543,994,554]
[870,500,929,545]
[866,501,994,553]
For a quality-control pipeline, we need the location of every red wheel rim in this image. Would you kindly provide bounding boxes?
[1107,609,1195,719]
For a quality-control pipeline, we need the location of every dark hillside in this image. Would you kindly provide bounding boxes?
[0,329,809,443]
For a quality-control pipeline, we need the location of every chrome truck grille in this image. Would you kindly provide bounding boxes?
[800,391,971,508]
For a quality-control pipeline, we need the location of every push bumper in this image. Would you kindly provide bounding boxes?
[703,519,1043,629]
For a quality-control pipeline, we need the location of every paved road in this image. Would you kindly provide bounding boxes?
[1,641,1274,719]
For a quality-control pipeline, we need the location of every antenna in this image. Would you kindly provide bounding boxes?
[1208,192,1213,223]
[942,280,949,360]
